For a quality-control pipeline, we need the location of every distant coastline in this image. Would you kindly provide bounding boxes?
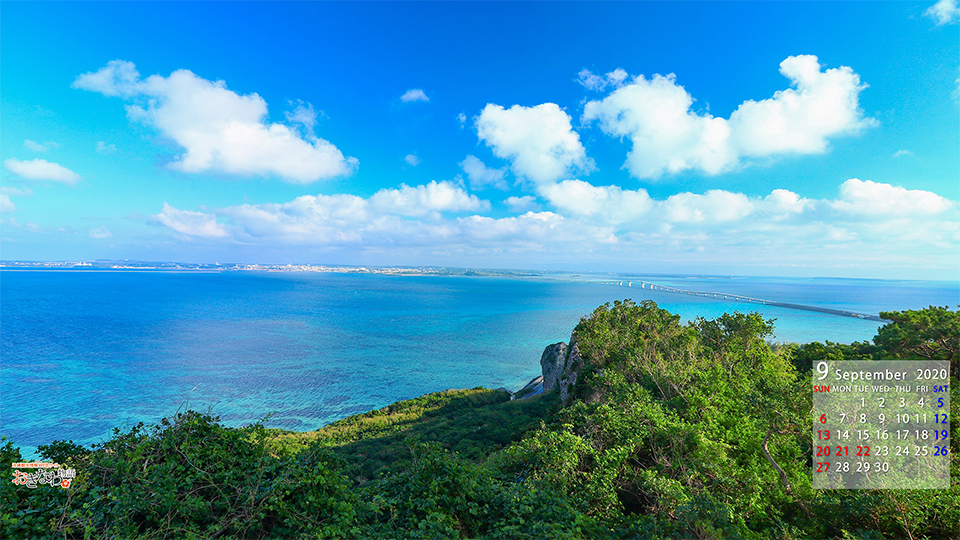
[3,260,942,323]
[0,260,539,277]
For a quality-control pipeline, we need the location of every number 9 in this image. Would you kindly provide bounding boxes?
[816,361,829,381]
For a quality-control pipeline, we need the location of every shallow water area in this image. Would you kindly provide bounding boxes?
[2,269,956,459]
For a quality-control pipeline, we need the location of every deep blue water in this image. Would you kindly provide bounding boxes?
[2,270,957,458]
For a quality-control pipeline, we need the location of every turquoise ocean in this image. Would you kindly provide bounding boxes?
[2,270,957,458]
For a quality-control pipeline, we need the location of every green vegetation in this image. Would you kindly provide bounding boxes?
[266,387,558,484]
[3,302,957,539]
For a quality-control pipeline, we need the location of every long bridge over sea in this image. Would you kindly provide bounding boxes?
[556,278,887,322]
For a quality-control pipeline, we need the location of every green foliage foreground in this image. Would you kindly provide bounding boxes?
[3,302,958,539]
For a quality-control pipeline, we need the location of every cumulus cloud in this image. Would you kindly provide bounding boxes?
[762,189,813,219]
[528,180,821,232]
[457,212,616,246]
[74,60,357,183]
[583,73,736,178]
[577,68,628,92]
[831,179,952,216]
[476,103,594,185]
[146,173,955,277]
[459,155,508,190]
[504,195,539,213]
[729,56,875,156]
[4,158,81,184]
[155,181,489,243]
[404,154,421,166]
[73,59,141,96]
[538,180,654,224]
[662,190,754,223]
[153,202,228,238]
[400,89,429,103]
[221,194,370,244]
[926,0,960,25]
[369,181,490,217]
[457,113,467,127]
[893,149,914,158]
[221,201,611,249]
[583,55,874,179]
[534,178,948,231]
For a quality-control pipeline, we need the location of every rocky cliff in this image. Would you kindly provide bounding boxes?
[518,334,584,406]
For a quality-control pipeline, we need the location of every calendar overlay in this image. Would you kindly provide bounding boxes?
[813,360,950,489]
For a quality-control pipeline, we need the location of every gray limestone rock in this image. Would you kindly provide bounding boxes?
[513,375,544,400]
[560,338,585,406]
[539,342,568,392]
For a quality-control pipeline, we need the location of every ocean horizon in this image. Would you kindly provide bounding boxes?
[2,268,957,459]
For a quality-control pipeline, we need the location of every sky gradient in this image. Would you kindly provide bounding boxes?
[2,1,958,279]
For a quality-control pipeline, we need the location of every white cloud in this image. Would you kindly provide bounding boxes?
[24,140,47,152]
[178,181,489,244]
[583,73,735,178]
[0,194,15,213]
[369,180,489,217]
[457,113,467,127]
[729,55,875,156]
[1,217,42,233]
[404,154,421,167]
[459,155,508,190]
[456,212,616,246]
[893,149,914,158]
[583,55,874,179]
[400,89,429,103]
[1,186,33,198]
[926,0,960,25]
[476,103,594,185]
[97,141,118,153]
[145,174,956,278]
[221,194,369,244]
[761,189,813,219]
[24,140,58,152]
[662,190,754,223]
[535,181,815,228]
[504,195,539,213]
[73,59,141,97]
[285,100,319,139]
[89,227,113,239]
[74,60,357,183]
[577,68,628,92]
[538,180,654,224]
[831,178,952,216]
[0,186,34,213]
[153,202,228,238]
[153,181,620,249]
[3,158,81,184]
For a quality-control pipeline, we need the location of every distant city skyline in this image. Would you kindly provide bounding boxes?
[2,1,958,280]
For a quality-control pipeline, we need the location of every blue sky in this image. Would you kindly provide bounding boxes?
[2,1,958,279]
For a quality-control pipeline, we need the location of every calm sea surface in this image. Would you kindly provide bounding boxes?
[2,270,957,458]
